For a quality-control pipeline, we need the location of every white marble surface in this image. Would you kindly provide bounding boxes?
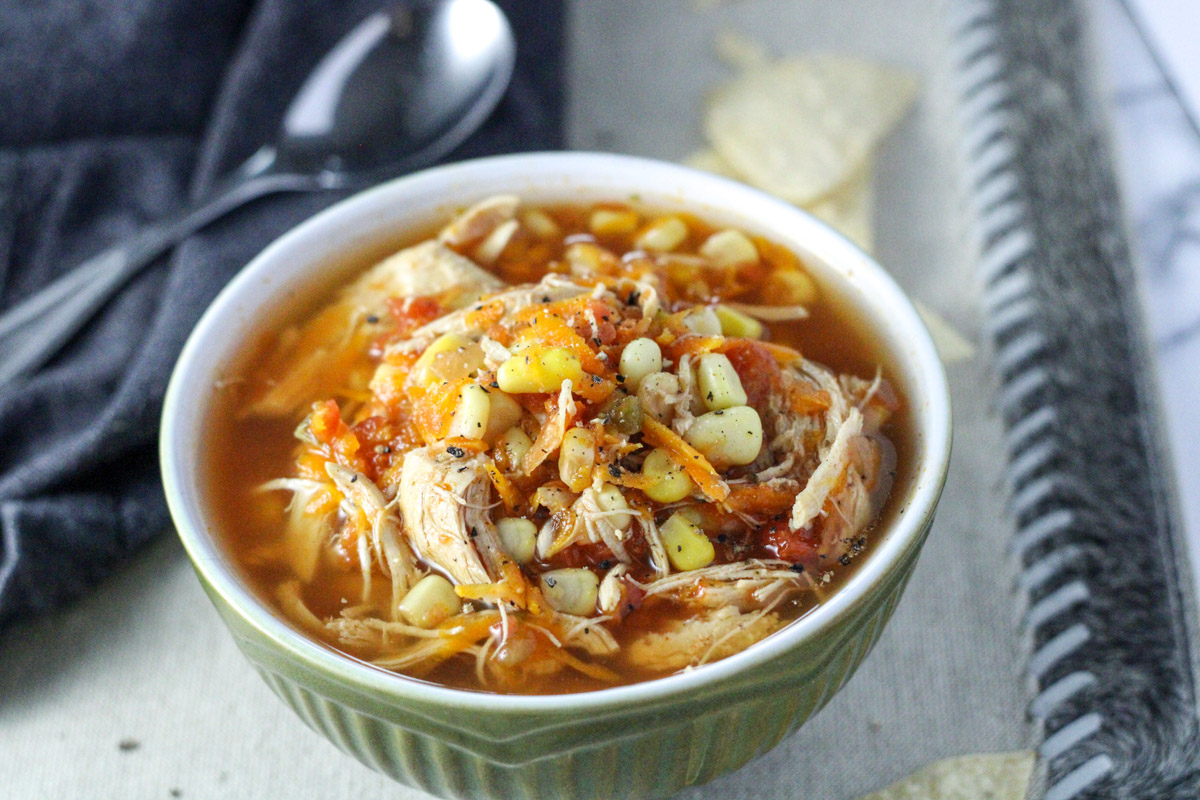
[1092,0,1200,591]
[0,2,1042,799]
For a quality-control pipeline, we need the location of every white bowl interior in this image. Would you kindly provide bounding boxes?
[161,152,951,711]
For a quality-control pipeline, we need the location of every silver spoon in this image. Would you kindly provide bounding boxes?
[0,0,515,386]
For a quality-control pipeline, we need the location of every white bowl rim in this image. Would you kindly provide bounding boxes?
[161,151,951,713]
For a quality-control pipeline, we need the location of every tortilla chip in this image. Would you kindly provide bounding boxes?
[804,167,874,253]
[705,55,918,204]
[684,148,744,179]
[915,300,978,365]
[713,29,770,71]
[856,751,1036,800]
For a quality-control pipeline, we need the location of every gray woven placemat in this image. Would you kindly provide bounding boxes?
[949,1,1200,796]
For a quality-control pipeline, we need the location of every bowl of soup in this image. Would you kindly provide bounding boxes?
[161,152,950,800]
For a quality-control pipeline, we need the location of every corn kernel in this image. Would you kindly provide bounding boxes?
[559,427,596,492]
[697,353,748,410]
[482,391,523,443]
[447,383,491,439]
[683,405,763,467]
[367,362,406,406]
[635,216,688,252]
[521,209,560,239]
[497,427,532,471]
[589,208,640,236]
[640,448,695,503]
[660,513,715,571]
[714,305,764,339]
[681,306,721,336]
[496,517,537,564]
[700,229,759,268]
[398,575,461,628]
[531,485,575,513]
[497,347,585,393]
[764,268,818,306]
[413,333,475,385]
[564,242,615,274]
[595,484,632,531]
[618,337,662,389]
[540,568,600,615]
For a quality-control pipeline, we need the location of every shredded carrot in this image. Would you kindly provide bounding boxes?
[572,372,616,404]
[788,387,831,415]
[400,612,502,676]
[483,462,521,512]
[456,561,529,608]
[724,484,797,516]
[521,393,576,474]
[434,436,489,456]
[517,312,608,375]
[464,299,506,330]
[307,399,364,471]
[663,334,724,362]
[304,487,339,517]
[512,294,591,325]
[759,341,804,365]
[607,470,658,493]
[409,378,471,443]
[640,417,730,503]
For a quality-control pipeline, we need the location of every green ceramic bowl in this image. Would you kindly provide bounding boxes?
[161,152,951,800]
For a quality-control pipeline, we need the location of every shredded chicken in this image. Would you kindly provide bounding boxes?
[389,274,593,358]
[438,194,520,248]
[255,478,331,582]
[624,606,785,671]
[326,463,421,615]
[247,241,501,418]
[790,407,864,530]
[397,448,508,586]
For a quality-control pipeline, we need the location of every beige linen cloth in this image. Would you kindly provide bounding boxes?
[0,1,1031,797]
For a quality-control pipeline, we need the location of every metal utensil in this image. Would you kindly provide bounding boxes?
[0,0,514,386]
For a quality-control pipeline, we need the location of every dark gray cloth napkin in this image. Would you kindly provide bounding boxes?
[0,0,564,626]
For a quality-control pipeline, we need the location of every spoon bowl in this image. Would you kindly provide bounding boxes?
[272,0,515,178]
[0,0,516,386]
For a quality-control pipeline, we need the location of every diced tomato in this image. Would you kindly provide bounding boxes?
[386,296,442,337]
[307,399,363,471]
[350,415,402,481]
[759,518,821,570]
[616,578,646,620]
[308,399,344,445]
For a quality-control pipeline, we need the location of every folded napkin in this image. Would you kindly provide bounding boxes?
[0,0,564,626]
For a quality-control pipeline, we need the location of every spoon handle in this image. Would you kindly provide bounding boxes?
[0,171,321,388]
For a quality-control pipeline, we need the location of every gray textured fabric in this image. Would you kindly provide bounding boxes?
[0,0,564,626]
[951,0,1200,797]
[0,1,1042,798]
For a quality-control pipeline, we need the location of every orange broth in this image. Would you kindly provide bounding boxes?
[203,201,915,694]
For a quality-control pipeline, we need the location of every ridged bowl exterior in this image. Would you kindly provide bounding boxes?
[162,154,952,800]
[198,522,925,800]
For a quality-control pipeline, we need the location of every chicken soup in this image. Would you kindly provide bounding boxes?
[205,195,910,694]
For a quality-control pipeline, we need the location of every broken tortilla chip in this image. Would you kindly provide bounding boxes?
[685,148,875,253]
[713,29,770,71]
[805,167,874,253]
[705,55,918,205]
[915,300,978,365]
[684,148,744,179]
[855,751,1036,800]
